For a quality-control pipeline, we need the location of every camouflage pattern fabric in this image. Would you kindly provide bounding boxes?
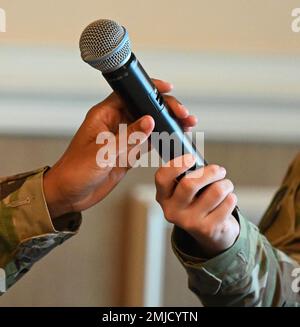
[172,153,300,306]
[1,156,300,306]
[0,168,81,294]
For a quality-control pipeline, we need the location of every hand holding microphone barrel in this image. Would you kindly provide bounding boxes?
[79,19,206,170]
[79,19,239,254]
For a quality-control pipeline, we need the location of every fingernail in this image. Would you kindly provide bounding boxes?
[220,166,226,174]
[161,80,174,89]
[140,117,153,130]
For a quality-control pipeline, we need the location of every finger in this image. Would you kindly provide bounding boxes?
[119,114,154,154]
[191,179,234,216]
[120,115,155,168]
[155,154,196,200]
[96,115,155,169]
[172,165,227,207]
[163,95,198,129]
[204,193,237,226]
[181,115,198,128]
[163,95,189,119]
[152,79,173,93]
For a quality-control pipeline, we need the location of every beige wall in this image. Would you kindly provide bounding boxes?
[1,0,300,54]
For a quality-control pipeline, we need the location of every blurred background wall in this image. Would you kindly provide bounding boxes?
[0,0,299,306]
[1,0,300,54]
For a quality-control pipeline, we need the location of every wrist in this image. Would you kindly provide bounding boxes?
[43,169,71,219]
[191,215,240,258]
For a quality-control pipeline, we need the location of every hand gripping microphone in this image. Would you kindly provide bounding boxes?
[79,19,206,174]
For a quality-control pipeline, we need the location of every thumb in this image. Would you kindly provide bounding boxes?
[117,115,155,167]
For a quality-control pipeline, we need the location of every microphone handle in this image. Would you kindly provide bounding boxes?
[103,53,207,178]
[103,53,239,215]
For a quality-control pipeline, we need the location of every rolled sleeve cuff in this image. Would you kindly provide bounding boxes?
[172,212,254,293]
[2,167,82,243]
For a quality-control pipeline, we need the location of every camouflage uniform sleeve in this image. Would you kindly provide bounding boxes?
[172,153,300,307]
[0,167,82,295]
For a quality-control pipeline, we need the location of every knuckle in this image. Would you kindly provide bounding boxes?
[155,192,161,204]
[86,106,100,120]
[85,109,92,120]
[208,164,220,176]
[86,103,106,122]
[223,179,234,191]
[227,193,237,206]
[164,208,175,223]
[210,179,234,199]
[180,177,195,193]
[211,183,225,199]
[155,170,164,186]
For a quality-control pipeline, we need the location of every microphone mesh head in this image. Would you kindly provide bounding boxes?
[79,19,131,73]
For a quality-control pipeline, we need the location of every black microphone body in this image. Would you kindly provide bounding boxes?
[80,18,238,213]
[103,53,207,172]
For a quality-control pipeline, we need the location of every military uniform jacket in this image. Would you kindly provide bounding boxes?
[1,155,300,306]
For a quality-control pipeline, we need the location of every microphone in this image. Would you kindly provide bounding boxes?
[79,19,206,174]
